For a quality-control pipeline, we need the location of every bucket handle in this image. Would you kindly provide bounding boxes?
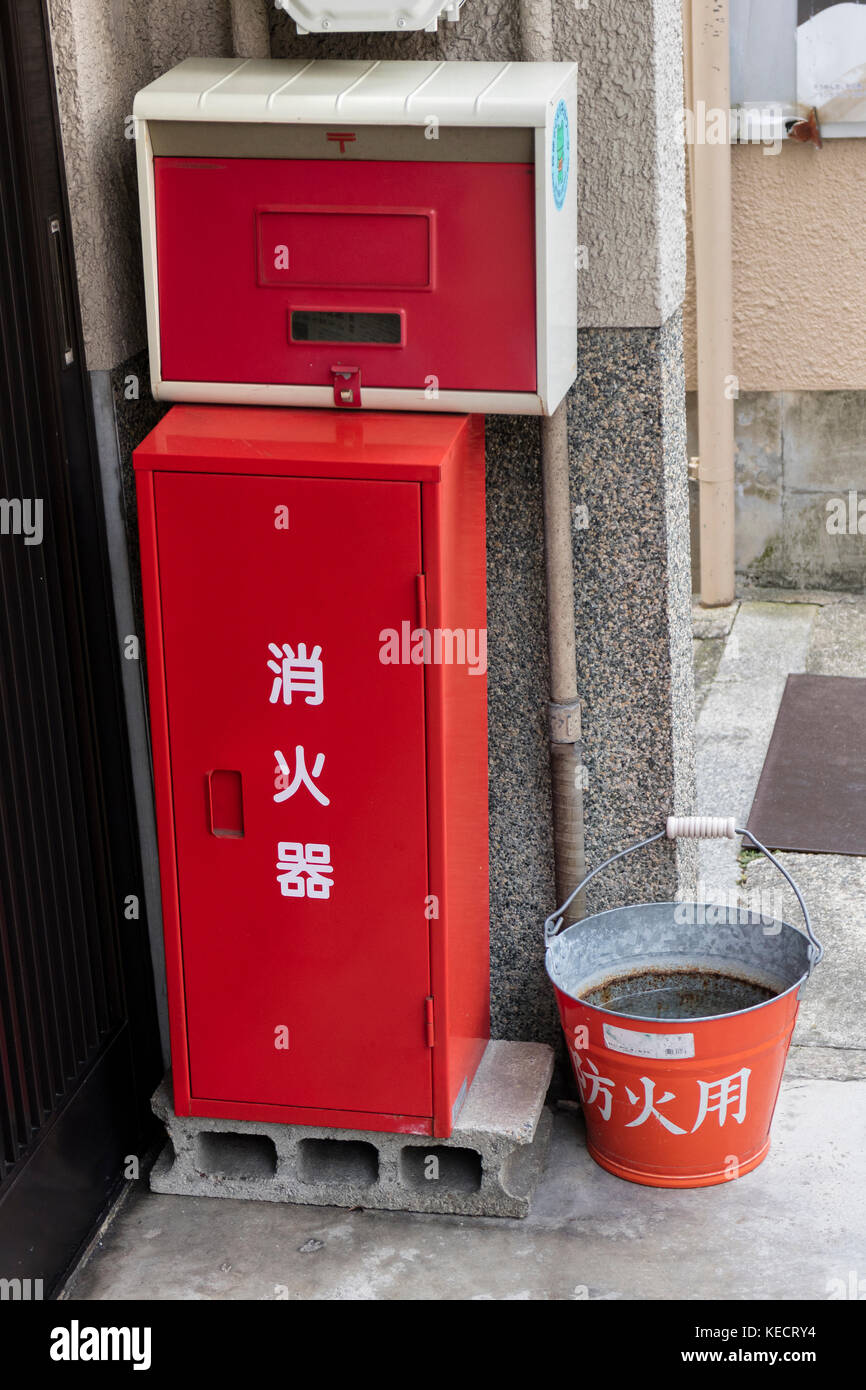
[543,816,824,974]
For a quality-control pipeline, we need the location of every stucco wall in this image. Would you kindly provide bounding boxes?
[685,138,866,393]
[47,0,235,371]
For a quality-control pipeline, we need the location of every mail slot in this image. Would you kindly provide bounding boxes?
[289,309,404,345]
[134,58,577,415]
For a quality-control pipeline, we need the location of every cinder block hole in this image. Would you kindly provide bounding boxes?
[298,1138,378,1188]
[399,1145,482,1193]
[196,1131,277,1180]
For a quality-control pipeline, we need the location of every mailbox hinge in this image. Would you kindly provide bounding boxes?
[331,364,361,409]
[424,996,435,1047]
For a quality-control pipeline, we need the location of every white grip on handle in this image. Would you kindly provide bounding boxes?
[666,816,737,840]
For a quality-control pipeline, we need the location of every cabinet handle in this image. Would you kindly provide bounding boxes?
[207,770,244,838]
[415,572,427,630]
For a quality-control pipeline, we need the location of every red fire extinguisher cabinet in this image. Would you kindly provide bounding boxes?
[134,405,489,1138]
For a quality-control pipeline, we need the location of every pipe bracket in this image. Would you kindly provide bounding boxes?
[548,699,581,745]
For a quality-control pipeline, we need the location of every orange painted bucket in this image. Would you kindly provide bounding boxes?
[544,818,823,1188]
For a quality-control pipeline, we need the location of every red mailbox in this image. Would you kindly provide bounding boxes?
[133,57,578,415]
[134,406,489,1137]
[153,157,537,400]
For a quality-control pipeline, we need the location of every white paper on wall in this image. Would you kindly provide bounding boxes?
[798,1,866,121]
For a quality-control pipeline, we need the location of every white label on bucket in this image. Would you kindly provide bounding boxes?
[603,1023,695,1060]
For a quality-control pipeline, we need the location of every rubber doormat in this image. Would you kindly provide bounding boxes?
[746,673,866,855]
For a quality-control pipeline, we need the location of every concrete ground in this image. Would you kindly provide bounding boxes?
[63,592,866,1301]
[61,1091,865,1301]
[693,590,866,1081]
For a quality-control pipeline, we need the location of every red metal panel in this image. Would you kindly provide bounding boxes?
[422,416,490,1136]
[132,404,465,482]
[136,469,193,1115]
[152,468,432,1121]
[256,208,431,290]
[186,1097,432,1137]
[154,158,536,393]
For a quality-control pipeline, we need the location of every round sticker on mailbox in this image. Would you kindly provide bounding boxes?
[551,99,570,211]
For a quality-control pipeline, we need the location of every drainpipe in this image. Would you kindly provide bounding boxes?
[228,0,271,58]
[520,1,586,923]
[688,0,736,607]
[540,410,586,922]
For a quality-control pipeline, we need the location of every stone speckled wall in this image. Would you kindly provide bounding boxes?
[46,0,698,1051]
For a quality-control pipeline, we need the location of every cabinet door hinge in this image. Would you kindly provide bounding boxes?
[424,996,435,1048]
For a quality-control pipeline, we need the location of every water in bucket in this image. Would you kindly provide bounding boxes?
[579,965,778,1021]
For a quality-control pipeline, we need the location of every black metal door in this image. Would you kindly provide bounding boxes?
[0,0,161,1295]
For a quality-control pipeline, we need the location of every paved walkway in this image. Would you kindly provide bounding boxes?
[694,591,866,1081]
[63,592,866,1300]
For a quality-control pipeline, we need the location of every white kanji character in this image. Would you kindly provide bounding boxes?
[625,1077,686,1134]
[691,1067,751,1132]
[276,842,333,900]
[267,643,323,706]
[273,747,329,806]
[572,1054,614,1121]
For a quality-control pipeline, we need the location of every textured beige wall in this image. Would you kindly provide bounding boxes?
[685,139,866,392]
[48,0,235,370]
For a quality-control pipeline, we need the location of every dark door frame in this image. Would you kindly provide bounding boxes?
[0,0,161,1295]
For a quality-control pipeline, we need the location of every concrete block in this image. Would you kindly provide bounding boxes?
[734,392,783,570]
[806,600,866,677]
[149,1040,554,1219]
[713,600,816,681]
[746,853,866,1061]
[780,490,866,591]
[692,600,740,640]
[782,390,866,492]
[736,586,858,607]
[692,636,725,714]
[786,1045,866,1082]
[687,390,784,579]
[735,391,782,480]
[690,388,866,588]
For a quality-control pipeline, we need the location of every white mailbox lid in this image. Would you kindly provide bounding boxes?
[133,57,577,129]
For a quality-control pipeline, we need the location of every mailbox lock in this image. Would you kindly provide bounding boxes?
[331,365,362,409]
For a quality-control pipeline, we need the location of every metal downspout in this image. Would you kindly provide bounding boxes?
[520,0,586,924]
[688,0,736,607]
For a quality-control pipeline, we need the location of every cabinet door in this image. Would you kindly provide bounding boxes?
[153,470,431,1119]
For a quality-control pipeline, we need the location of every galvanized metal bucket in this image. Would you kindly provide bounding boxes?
[544,817,823,1188]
